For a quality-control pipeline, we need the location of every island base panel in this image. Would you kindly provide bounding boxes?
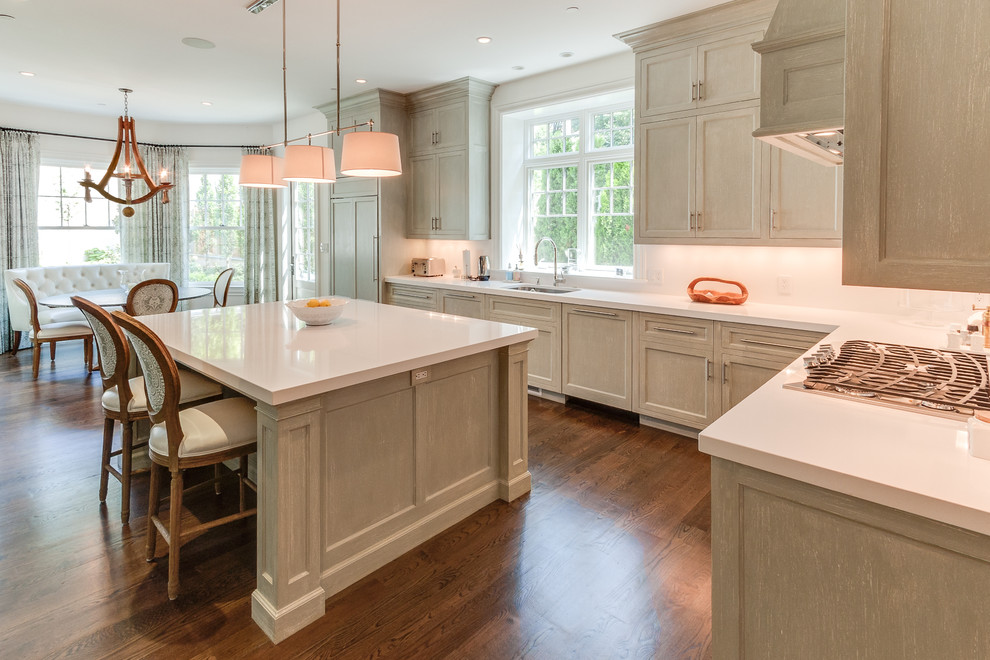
[712,457,990,659]
[252,345,530,643]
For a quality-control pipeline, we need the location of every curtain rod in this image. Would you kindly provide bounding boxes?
[0,126,251,149]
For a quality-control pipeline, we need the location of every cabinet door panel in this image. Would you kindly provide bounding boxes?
[770,148,841,240]
[697,107,761,238]
[410,109,436,155]
[640,46,697,117]
[442,292,485,319]
[721,354,787,413]
[435,101,468,151]
[331,199,357,298]
[436,151,468,237]
[562,307,632,410]
[637,118,696,240]
[408,155,437,237]
[698,31,763,108]
[353,197,379,302]
[637,341,716,428]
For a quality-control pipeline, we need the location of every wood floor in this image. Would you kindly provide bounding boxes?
[0,341,713,659]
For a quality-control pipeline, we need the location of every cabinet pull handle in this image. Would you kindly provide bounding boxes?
[706,357,712,381]
[741,338,797,350]
[436,130,440,144]
[690,212,695,230]
[698,80,704,100]
[692,82,697,101]
[446,293,477,300]
[436,216,441,230]
[696,212,703,231]
[650,325,695,335]
[372,235,379,282]
[574,308,618,318]
[398,292,431,300]
[722,362,728,384]
[770,209,778,231]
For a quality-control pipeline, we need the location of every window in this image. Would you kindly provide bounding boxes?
[291,182,317,291]
[518,99,634,275]
[37,165,121,265]
[188,172,244,284]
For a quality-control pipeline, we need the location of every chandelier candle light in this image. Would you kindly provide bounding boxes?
[80,88,174,217]
[238,0,401,188]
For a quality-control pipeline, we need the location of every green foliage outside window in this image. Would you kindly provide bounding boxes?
[188,173,245,283]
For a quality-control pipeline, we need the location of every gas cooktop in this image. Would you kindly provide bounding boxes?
[785,339,990,420]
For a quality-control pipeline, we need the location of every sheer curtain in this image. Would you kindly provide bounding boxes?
[241,147,280,303]
[0,129,40,354]
[120,145,189,283]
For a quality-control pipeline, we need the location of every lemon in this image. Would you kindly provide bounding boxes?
[306,299,320,308]
[319,299,332,307]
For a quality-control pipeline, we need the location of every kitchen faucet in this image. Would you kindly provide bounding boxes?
[534,236,566,285]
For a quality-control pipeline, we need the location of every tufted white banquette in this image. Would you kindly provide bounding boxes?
[4,263,170,332]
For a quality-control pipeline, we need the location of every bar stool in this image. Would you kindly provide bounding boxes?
[112,310,257,599]
[73,297,224,523]
[13,278,93,379]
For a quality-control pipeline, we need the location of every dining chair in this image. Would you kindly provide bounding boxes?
[212,268,234,307]
[12,278,93,379]
[125,278,179,316]
[111,310,257,600]
[73,297,224,524]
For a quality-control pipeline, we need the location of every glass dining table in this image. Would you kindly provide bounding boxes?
[39,286,212,308]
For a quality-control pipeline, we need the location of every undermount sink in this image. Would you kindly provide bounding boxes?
[506,284,580,294]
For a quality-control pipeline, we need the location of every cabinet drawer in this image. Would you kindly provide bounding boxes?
[387,284,439,311]
[720,323,826,359]
[639,313,714,346]
[487,296,560,324]
[441,290,486,319]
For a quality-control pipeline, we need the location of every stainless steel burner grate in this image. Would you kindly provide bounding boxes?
[785,340,990,419]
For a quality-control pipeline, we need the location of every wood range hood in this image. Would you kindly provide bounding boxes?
[752,0,845,167]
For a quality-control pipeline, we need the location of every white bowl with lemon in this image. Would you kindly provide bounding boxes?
[285,297,349,326]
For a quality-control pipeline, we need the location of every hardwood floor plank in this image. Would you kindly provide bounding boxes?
[0,344,712,659]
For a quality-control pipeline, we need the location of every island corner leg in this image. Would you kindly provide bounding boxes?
[250,398,327,644]
[499,341,532,502]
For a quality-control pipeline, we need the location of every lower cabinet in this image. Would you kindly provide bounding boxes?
[635,314,718,427]
[440,290,486,319]
[384,283,439,311]
[562,305,633,410]
[488,296,561,392]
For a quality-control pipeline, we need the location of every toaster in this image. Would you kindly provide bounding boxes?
[411,257,446,277]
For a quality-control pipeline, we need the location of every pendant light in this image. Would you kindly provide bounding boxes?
[244,0,400,180]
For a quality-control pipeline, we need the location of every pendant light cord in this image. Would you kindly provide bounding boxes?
[336,0,341,136]
[282,0,288,149]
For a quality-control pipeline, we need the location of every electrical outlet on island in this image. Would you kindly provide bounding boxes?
[777,275,794,296]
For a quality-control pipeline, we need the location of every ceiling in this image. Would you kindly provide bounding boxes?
[0,0,726,126]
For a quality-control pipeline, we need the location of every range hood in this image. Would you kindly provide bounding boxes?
[752,0,845,166]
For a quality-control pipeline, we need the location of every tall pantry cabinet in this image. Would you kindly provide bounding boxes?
[317,89,408,301]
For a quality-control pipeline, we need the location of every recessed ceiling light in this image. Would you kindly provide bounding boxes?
[477,36,492,44]
[355,78,367,84]
[512,65,525,71]
[182,37,216,49]
[19,71,35,77]
[201,101,213,106]
[559,51,574,58]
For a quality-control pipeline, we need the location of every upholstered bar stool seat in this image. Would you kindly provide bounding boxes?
[149,398,256,459]
[102,372,223,414]
[34,321,95,340]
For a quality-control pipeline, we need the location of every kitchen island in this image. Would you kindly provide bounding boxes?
[700,316,990,658]
[139,300,537,643]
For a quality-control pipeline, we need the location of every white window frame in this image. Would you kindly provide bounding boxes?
[187,167,245,286]
[522,101,634,275]
[36,162,121,266]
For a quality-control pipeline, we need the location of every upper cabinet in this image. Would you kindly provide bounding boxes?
[638,30,763,119]
[405,77,495,240]
[843,0,990,292]
[618,0,841,247]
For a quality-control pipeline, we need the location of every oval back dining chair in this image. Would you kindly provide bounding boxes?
[213,268,234,307]
[12,278,93,379]
[73,296,223,523]
[125,279,178,316]
[111,310,257,599]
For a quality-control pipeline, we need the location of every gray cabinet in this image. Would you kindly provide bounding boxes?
[440,289,485,320]
[384,283,439,311]
[406,78,495,240]
[843,0,990,292]
[487,296,561,393]
[330,196,379,302]
[767,147,842,242]
[635,313,717,427]
[562,305,633,410]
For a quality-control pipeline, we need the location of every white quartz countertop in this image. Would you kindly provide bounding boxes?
[388,274,990,535]
[138,299,537,406]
